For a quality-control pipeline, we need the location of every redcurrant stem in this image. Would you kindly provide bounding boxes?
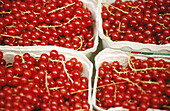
[127,100,132,104]
[1,34,22,39]
[48,2,75,14]
[97,81,126,89]
[158,41,163,45]
[0,11,11,14]
[118,23,125,33]
[49,86,64,90]
[29,11,40,15]
[156,21,168,29]
[133,66,166,72]
[35,27,44,33]
[96,98,100,103]
[6,25,16,28]
[62,60,74,83]
[45,71,51,96]
[84,43,87,47]
[13,76,20,79]
[159,13,170,16]
[71,81,126,94]
[97,77,102,79]
[1,34,42,43]
[49,58,73,83]
[127,5,139,9]
[0,0,4,4]
[128,56,167,72]
[80,73,85,77]
[71,88,89,94]
[18,45,26,63]
[34,57,40,60]
[20,10,40,15]
[89,35,95,41]
[132,61,136,69]
[118,76,146,94]
[38,16,81,28]
[5,64,13,68]
[128,57,136,70]
[13,76,33,81]
[110,4,129,14]
[26,22,44,33]
[163,105,170,109]
[113,67,129,74]
[139,80,159,84]
[104,5,115,16]
[0,11,40,15]
[112,81,117,101]
[32,40,41,42]
[76,36,83,51]
[65,16,82,25]
[49,58,66,63]
[128,57,136,69]
[167,84,170,87]
[19,93,25,97]
[127,5,141,14]
[105,30,109,37]
[166,36,170,40]
[38,25,62,28]
[35,66,40,69]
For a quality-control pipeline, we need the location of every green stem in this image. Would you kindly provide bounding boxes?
[76,36,83,51]
[48,2,75,14]
[156,21,168,29]
[0,0,4,4]
[45,71,50,96]
[118,76,146,94]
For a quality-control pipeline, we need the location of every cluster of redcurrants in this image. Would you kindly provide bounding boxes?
[0,0,94,51]
[96,56,170,111]
[0,50,90,111]
[102,0,170,44]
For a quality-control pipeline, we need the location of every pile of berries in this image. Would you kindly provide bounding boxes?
[102,0,170,44]
[96,56,170,110]
[0,50,90,111]
[0,0,94,51]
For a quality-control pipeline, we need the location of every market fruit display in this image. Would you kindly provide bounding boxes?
[101,0,170,44]
[0,0,94,51]
[0,50,91,111]
[94,51,170,110]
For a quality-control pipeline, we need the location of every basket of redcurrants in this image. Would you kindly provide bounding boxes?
[0,46,93,111]
[0,0,99,58]
[98,0,170,53]
[92,48,170,111]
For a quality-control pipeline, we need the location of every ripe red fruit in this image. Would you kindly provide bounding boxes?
[0,0,95,51]
[101,0,170,45]
[96,55,169,110]
[0,51,3,59]
[0,50,90,110]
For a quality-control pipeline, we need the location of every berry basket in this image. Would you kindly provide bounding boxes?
[97,0,170,53]
[0,0,99,58]
[0,46,93,110]
[92,48,170,111]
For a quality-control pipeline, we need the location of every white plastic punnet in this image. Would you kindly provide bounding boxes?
[97,0,170,54]
[79,0,99,58]
[1,0,99,59]
[0,46,93,110]
[92,48,170,111]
